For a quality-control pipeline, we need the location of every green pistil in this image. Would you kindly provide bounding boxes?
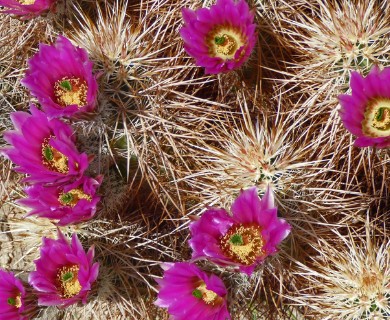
[44,146,54,161]
[192,289,202,299]
[60,80,72,91]
[230,234,244,246]
[7,297,16,306]
[60,193,73,204]
[375,107,387,122]
[214,36,226,45]
[62,272,74,282]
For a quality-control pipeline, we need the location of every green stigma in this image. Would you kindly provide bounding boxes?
[192,289,202,299]
[62,272,74,282]
[230,234,244,246]
[375,107,388,122]
[214,36,226,45]
[7,297,16,306]
[60,193,73,204]
[44,146,54,161]
[60,80,72,91]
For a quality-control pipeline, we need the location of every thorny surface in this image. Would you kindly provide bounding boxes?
[0,0,389,319]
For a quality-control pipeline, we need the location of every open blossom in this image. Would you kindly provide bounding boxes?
[0,269,27,320]
[155,262,230,320]
[180,0,256,74]
[18,175,102,226]
[22,35,98,118]
[338,66,390,148]
[189,186,291,275]
[1,104,89,185]
[0,0,55,19]
[29,231,99,307]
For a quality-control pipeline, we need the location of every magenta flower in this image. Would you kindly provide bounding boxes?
[0,0,55,20]
[338,66,390,148]
[155,262,230,320]
[22,35,98,118]
[29,231,99,307]
[189,186,291,275]
[180,0,257,74]
[18,175,103,226]
[1,104,89,185]
[0,270,28,320]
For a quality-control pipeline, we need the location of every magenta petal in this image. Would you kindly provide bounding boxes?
[231,187,264,224]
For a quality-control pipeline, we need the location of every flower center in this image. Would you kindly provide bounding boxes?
[214,34,237,56]
[207,26,245,60]
[56,265,82,298]
[41,138,69,174]
[362,98,390,138]
[192,282,221,305]
[17,0,35,4]
[220,224,265,265]
[7,294,22,309]
[58,189,92,207]
[54,77,88,108]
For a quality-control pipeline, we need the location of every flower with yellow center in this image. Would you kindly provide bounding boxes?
[18,175,102,226]
[0,270,27,318]
[22,36,98,117]
[338,66,390,148]
[189,186,291,275]
[155,262,231,319]
[180,0,257,74]
[28,231,99,307]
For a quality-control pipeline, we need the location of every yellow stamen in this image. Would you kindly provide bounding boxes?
[7,294,22,308]
[362,98,390,138]
[41,138,69,174]
[56,265,82,298]
[215,34,237,56]
[207,26,245,60]
[54,77,88,108]
[220,224,265,265]
[58,188,92,207]
[17,0,35,4]
[193,282,221,305]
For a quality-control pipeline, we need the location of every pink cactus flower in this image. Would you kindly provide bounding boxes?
[1,104,89,185]
[29,231,99,307]
[22,36,98,118]
[0,0,56,20]
[18,175,103,226]
[338,66,390,148]
[0,269,29,320]
[189,186,291,275]
[155,262,231,320]
[180,0,257,74]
